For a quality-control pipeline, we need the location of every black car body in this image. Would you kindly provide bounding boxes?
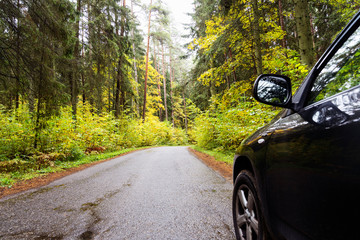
[232,11,360,240]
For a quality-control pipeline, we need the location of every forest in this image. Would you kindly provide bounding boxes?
[0,0,359,186]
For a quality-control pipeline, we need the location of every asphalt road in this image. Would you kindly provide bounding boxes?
[0,146,235,240]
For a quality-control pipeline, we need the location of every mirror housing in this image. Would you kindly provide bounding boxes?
[253,74,292,108]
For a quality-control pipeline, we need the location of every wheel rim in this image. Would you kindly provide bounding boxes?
[235,185,259,240]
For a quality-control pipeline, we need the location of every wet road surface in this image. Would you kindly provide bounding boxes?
[0,146,235,239]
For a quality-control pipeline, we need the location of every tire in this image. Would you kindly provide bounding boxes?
[232,170,266,240]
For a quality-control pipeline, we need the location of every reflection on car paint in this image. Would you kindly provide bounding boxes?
[300,85,360,128]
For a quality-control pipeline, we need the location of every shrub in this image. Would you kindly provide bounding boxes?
[0,103,189,164]
[194,99,279,152]
[0,106,34,159]
[66,146,85,161]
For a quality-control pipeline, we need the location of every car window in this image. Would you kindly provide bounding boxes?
[307,26,360,105]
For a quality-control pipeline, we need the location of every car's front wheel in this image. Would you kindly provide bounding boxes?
[232,170,265,240]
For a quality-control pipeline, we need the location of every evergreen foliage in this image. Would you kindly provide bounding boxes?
[0,0,191,174]
[0,0,358,177]
[189,0,358,152]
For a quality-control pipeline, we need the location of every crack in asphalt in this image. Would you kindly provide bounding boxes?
[77,181,133,239]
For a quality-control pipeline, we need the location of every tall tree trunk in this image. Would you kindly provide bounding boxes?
[169,50,174,127]
[120,0,126,110]
[210,58,216,97]
[15,0,20,110]
[183,91,187,134]
[115,2,120,117]
[162,43,168,122]
[108,71,111,112]
[210,81,216,97]
[96,61,102,114]
[34,45,45,149]
[142,0,153,122]
[252,0,263,75]
[130,0,139,116]
[278,0,287,48]
[153,40,162,119]
[87,2,94,109]
[309,13,318,60]
[229,48,237,82]
[115,0,127,118]
[34,96,41,149]
[71,0,82,119]
[294,0,314,67]
[81,15,86,105]
[115,63,121,117]
[29,78,35,113]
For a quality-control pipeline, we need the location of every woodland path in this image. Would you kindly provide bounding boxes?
[0,147,235,239]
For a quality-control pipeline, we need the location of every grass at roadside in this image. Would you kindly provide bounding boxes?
[0,147,149,188]
[190,145,234,165]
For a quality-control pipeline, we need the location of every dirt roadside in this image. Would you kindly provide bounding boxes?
[0,147,233,199]
[187,148,233,182]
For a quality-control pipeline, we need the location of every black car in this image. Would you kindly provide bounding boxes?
[232,11,360,240]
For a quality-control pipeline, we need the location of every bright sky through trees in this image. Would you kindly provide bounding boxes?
[136,0,194,46]
[166,0,194,39]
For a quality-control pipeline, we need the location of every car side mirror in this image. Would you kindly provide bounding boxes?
[253,74,292,108]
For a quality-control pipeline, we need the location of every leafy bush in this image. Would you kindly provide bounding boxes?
[193,86,280,152]
[0,103,188,166]
[0,177,14,187]
[66,146,85,161]
[0,159,31,173]
[0,106,34,160]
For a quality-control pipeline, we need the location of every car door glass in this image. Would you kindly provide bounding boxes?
[307,26,360,105]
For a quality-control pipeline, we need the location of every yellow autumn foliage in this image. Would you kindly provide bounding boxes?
[0,102,188,162]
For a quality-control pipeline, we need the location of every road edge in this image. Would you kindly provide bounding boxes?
[1,146,234,199]
[0,148,149,199]
[188,147,233,182]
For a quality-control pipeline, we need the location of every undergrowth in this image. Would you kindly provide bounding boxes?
[0,147,148,188]
[0,102,189,188]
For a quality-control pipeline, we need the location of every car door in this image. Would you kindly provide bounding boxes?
[264,20,360,240]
